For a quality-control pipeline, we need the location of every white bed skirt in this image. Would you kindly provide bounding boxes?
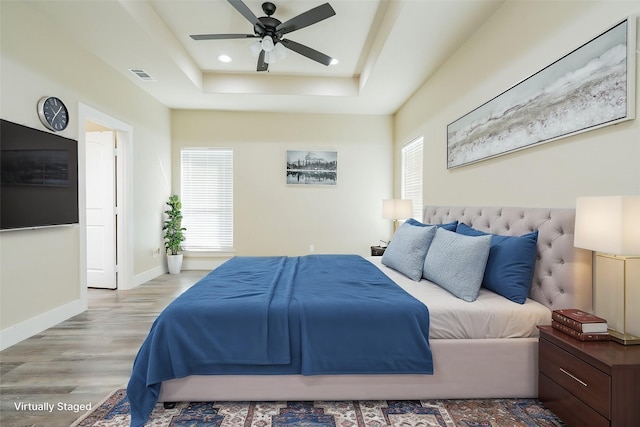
[159,337,538,402]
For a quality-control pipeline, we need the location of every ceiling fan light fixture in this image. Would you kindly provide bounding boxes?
[273,42,287,60]
[191,0,337,72]
[262,36,275,52]
[261,35,275,52]
[250,40,262,56]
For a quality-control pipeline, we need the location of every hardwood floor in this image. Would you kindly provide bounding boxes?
[0,270,207,427]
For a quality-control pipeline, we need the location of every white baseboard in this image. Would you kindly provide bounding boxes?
[0,298,87,351]
[182,258,228,271]
[130,265,166,290]
[120,261,224,291]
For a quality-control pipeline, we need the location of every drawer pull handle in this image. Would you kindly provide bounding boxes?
[559,367,588,387]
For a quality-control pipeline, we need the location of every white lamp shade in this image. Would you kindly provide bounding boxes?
[250,41,262,56]
[274,42,287,60]
[574,196,640,255]
[261,36,275,52]
[382,199,413,220]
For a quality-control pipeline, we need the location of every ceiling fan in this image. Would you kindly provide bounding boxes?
[190,0,336,72]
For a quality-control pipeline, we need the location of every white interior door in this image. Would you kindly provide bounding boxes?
[86,131,117,289]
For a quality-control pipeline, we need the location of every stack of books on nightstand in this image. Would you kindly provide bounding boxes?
[551,309,610,341]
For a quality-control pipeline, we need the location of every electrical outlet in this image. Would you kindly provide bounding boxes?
[309,244,315,253]
[152,248,161,258]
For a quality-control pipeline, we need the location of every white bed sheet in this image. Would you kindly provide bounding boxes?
[367,257,552,339]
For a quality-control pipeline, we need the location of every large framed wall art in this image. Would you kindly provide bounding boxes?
[286,150,337,185]
[447,16,636,169]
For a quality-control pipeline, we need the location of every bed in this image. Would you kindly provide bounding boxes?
[127,206,592,426]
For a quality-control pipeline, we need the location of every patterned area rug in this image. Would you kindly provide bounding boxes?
[72,389,565,426]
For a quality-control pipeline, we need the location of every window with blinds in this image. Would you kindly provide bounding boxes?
[401,137,423,219]
[180,148,233,251]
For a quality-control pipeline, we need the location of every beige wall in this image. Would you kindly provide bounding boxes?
[395,1,640,207]
[0,2,171,344]
[171,110,393,261]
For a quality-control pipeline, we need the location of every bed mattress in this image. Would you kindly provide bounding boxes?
[367,257,552,339]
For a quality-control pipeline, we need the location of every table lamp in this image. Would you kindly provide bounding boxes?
[574,196,640,345]
[382,199,413,233]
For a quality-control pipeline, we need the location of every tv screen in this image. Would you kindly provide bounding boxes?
[1,119,79,230]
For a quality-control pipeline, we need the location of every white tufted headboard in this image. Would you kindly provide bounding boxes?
[423,206,593,312]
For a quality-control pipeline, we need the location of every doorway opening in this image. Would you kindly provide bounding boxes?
[78,105,132,299]
[85,126,118,289]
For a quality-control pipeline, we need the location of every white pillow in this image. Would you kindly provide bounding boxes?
[381,222,436,281]
[423,228,491,302]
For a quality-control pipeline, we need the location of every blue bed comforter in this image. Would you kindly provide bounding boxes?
[127,255,432,426]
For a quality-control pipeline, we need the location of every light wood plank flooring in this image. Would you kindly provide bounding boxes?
[0,270,208,427]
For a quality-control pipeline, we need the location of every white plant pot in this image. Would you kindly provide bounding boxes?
[167,254,183,274]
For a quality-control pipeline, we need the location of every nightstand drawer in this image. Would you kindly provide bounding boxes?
[539,373,609,427]
[539,338,611,419]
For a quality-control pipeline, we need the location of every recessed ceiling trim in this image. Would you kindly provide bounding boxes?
[28,0,507,114]
[358,0,402,94]
[203,73,358,97]
[119,0,203,90]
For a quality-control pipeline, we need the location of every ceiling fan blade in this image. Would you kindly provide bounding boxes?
[190,34,258,40]
[227,0,265,32]
[257,50,269,72]
[280,39,333,66]
[276,3,335,35]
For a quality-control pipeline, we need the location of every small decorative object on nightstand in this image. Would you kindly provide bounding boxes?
[370,246,386,256]
[371,246,387,256]
[551,309,609,341]
[538,325,640,427]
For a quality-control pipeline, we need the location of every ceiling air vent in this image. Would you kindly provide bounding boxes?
[129,68,155,82]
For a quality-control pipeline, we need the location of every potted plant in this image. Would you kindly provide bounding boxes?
[163,194,186,274]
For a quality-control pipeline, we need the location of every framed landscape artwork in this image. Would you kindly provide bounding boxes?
[447,17,636,169]
[286,150,337,186]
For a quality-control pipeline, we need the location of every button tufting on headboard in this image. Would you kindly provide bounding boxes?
[423,206,593,312]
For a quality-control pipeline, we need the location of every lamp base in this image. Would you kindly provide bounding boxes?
[609,329,640,345]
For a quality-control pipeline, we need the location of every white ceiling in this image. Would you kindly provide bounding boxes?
[29,0,504,115]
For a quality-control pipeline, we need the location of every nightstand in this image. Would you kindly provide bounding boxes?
[538,325,640,427]
[370,246,386,256]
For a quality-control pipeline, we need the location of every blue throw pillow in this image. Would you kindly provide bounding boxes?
[455,223,539,304]
[423,228,491,302]
[405,218,458,231]
[382,222,437,281]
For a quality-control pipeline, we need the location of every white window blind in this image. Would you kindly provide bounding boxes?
[401,137,423,219]
[181,148,233,251]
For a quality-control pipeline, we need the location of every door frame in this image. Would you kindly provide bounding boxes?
[78,104,133,303]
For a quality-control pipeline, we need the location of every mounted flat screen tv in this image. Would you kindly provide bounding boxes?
[1,119,79,230]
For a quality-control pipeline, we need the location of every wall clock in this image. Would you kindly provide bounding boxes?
[37,96,69,131]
